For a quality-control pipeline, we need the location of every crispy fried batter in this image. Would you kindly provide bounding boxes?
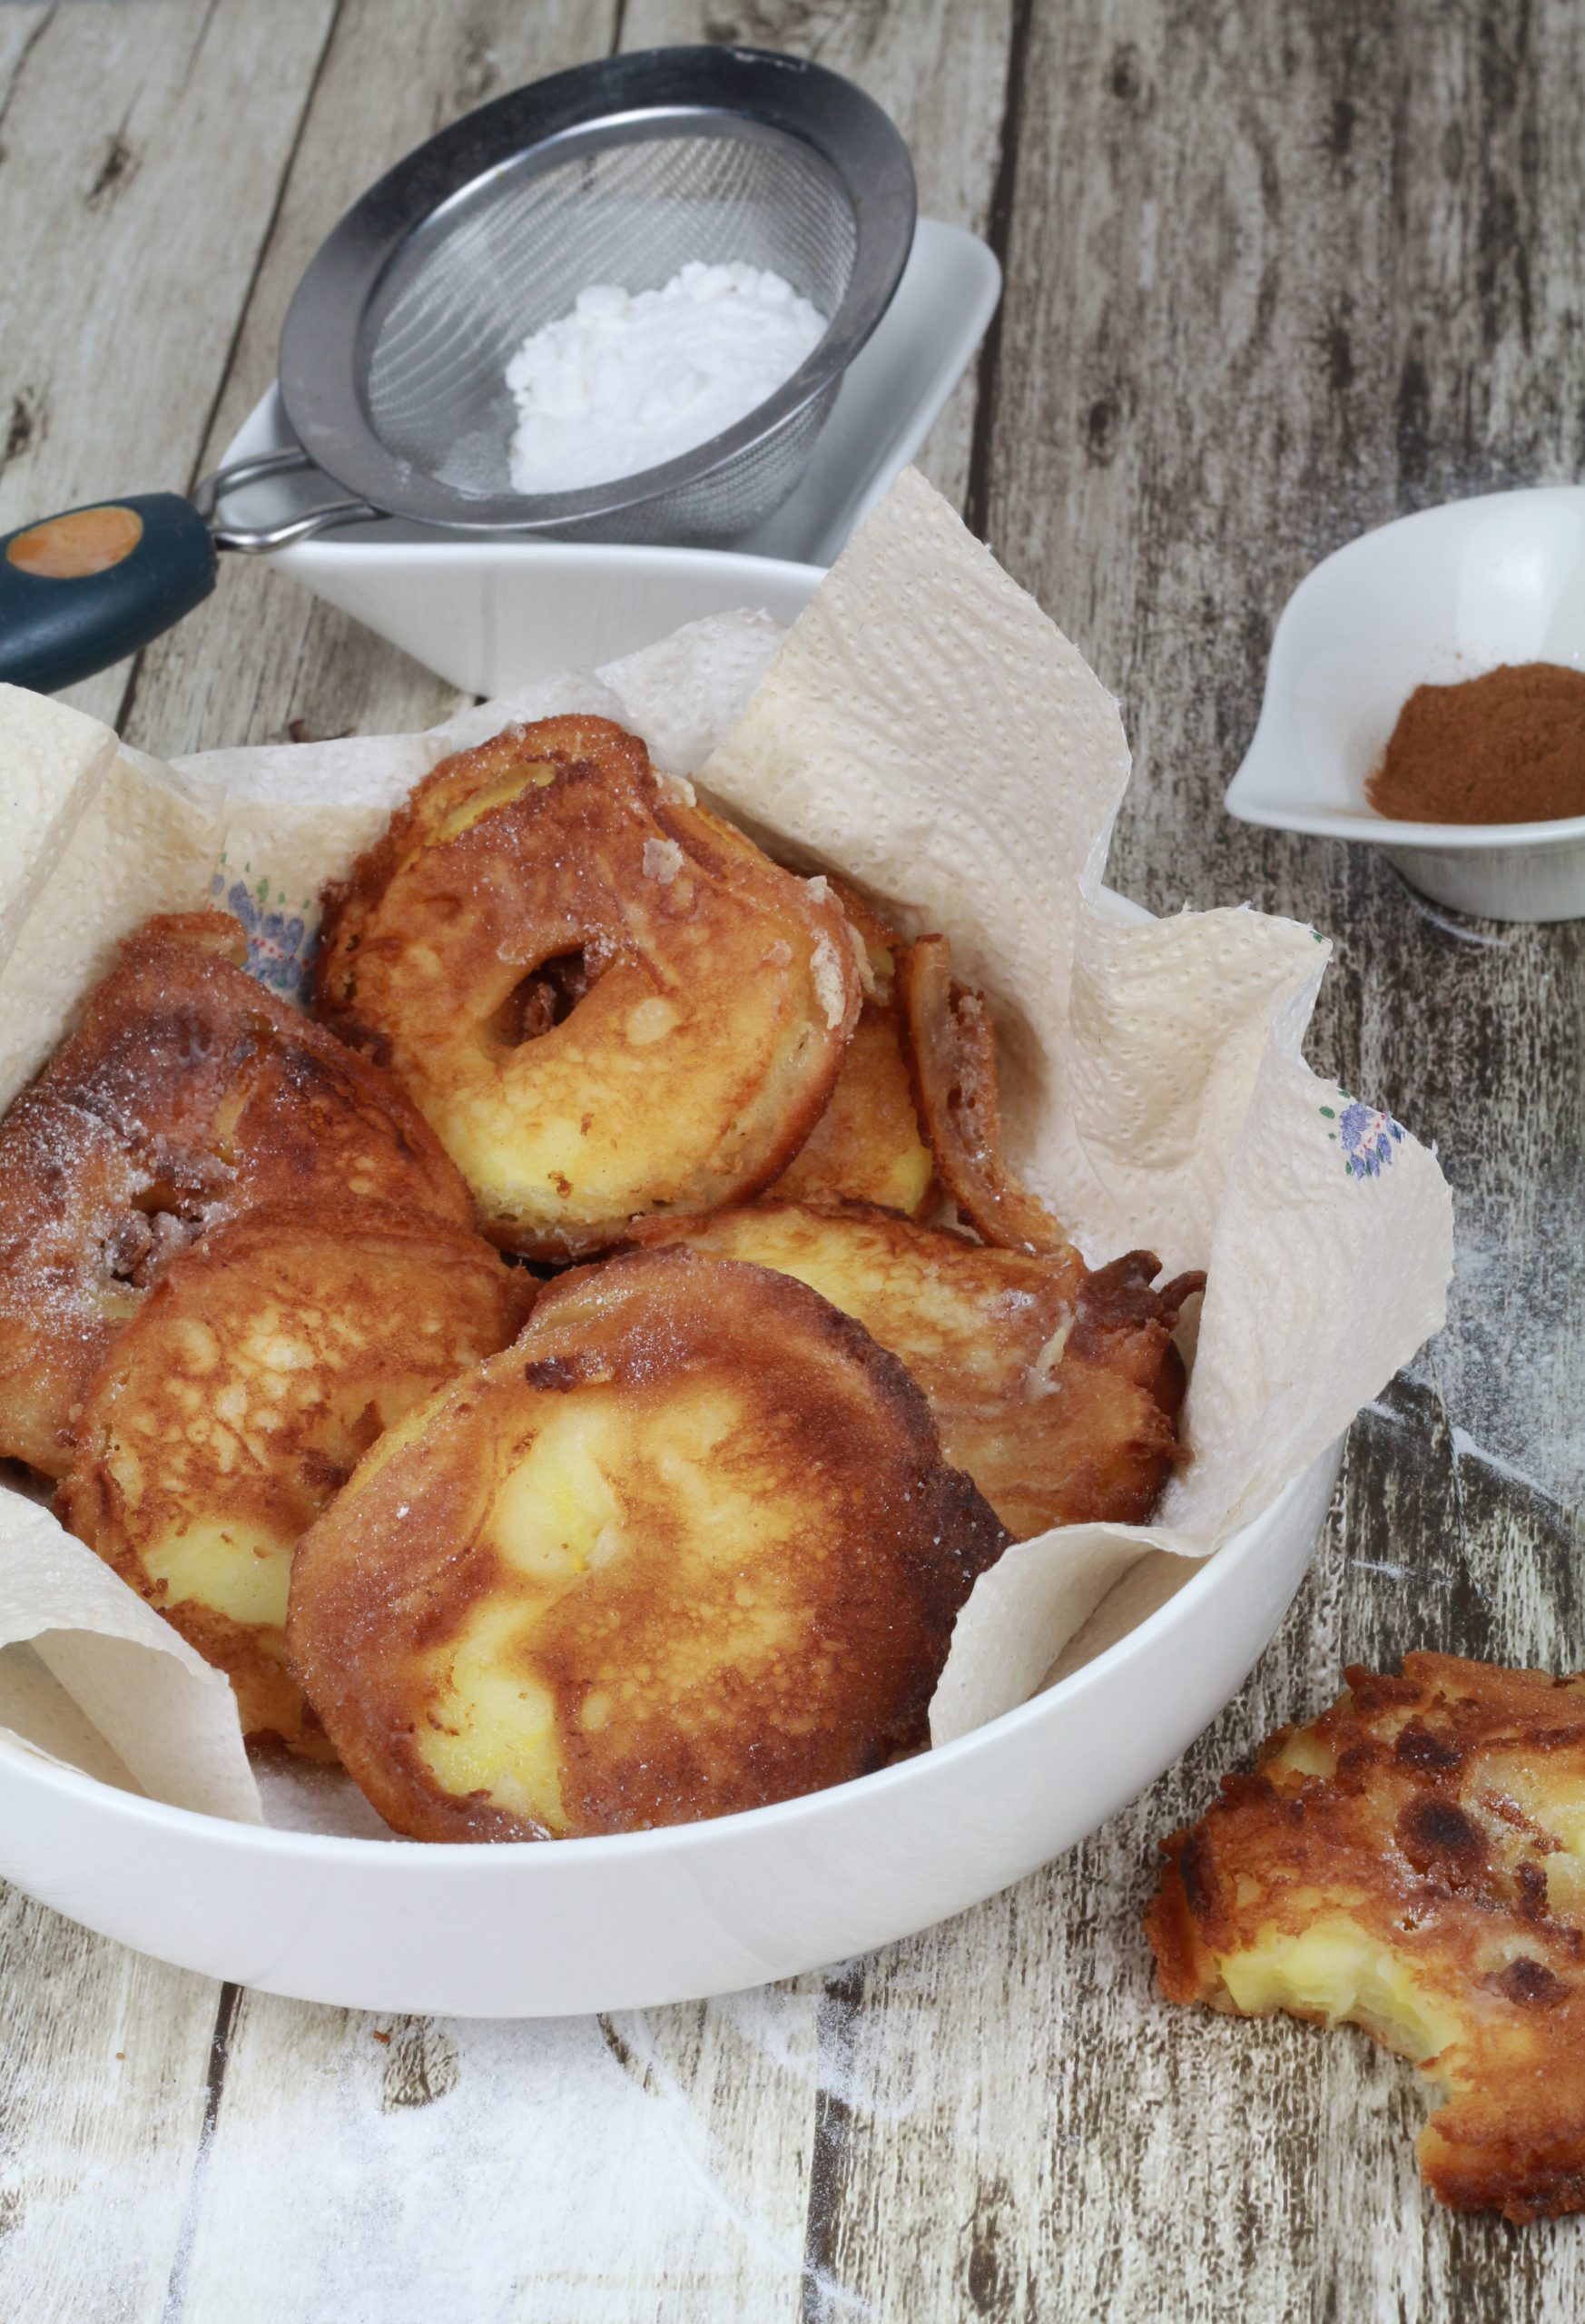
[629,1200,1199,1537]
[769,881,931,1215]
[898,931,1067,1255]
[57,1202,527,1755]
[288,1246,1009,1837]
[0,912,472,1478]
[314,717,861,1260]
[1146,1654,1585,2221]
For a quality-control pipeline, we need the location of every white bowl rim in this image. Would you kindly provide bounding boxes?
[274,537,830,582]
[1226,798,1585,850]
[1227,482,1585,851]
[0,1456,1331,1866]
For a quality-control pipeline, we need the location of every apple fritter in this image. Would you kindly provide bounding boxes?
[769,881,931,1215]
[631,1201,1199,1537]
[1146,1654,1585,2221]
[0,911,473,1479]
[898,931,1067,1255]
[287,1246,1009,1837]
[57,1202,528,1756]
[313,716,861,1260]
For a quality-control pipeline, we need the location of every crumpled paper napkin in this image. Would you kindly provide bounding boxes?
[0,467,1452,1820]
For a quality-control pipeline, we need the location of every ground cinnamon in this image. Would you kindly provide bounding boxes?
[1367,661,1585,824]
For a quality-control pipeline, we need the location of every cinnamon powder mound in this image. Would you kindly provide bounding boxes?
[1367,660,1585,825]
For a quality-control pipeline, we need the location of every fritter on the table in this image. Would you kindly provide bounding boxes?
[0,911,472,1478]
[313,716,861,1260]
[631,1200,1199,1538]
[1146,1654,1585,2221]
[769,881,932,1216]
[57,1201,528,1755]
[288,1246,1009,1837]
[898,931,1068,1255]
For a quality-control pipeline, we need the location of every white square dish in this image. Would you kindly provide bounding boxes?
[1226,485,1585,921]
[217,217,1001,695]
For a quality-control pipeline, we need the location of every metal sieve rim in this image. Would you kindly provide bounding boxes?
[277,46,917,535]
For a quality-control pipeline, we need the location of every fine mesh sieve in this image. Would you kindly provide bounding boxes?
[209,49,915,549]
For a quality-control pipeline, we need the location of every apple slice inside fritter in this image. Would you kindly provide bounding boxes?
[287,1246,1009,1837]
[897,931,1067,1255]
[632,1201,1201,1538]
[314,716,861,1260]
[56,1201,528,1756]
[770,880,932,1215]
[0,911,474,1479]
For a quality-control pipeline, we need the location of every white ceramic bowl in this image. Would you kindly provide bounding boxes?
[1226,485,1585,921]
[0,1444,1339,2014]
[218,217,1000,696]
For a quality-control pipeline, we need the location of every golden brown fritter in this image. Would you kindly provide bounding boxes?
[57,1202,528,1756]
[631,1201,1198,1538]
[314,716,861,1260]
[1146,1654,1585,2221]
[288,1246,1009,1837]
[769,881,931,1215]
[898,931,1067,1255]
[0,912,472,1478]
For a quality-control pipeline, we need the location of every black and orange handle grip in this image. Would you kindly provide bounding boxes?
[0,495,216,693]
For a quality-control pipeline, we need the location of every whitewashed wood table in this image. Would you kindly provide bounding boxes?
[1,3,1580,2317]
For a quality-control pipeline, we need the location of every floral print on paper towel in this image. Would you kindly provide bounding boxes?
[1320,1097,1404,1179]
[212,866,317,1002]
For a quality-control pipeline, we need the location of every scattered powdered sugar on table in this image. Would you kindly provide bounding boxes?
[505,261,827,495]
[1414,1173,1585,1512]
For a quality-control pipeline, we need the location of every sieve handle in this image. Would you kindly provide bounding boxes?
[192,449,380,550]
[0,494,217,694]
[0,456,381,694]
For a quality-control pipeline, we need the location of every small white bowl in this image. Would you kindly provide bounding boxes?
[0,1445,1339,2016]
[1226,485,1585,921]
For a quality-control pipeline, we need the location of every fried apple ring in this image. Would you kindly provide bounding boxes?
[1147,1655,1585,2221]
[287,1246,1009,1837]
[632,1201,1202,1538]
[313,716,861,1260]
[56,1202,528,1756]
[898,931,1067,1255]
[0,912,473,1479]
[769,880,931,1214]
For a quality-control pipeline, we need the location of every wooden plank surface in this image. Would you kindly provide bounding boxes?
[0,2,1581,2318]
[123,0,621,758]
[0,15,342,2316]
[0,0,340,730]
[0,1896,224,2322]
[951,1,1585,2317]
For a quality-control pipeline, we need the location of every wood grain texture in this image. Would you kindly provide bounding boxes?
[0,0,340,731]
[162,1987,826,2323]
[0,1898,226,2323]
[0,15,324,2319]
[1,2,1581,2318]
[931,0,1585,2315]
